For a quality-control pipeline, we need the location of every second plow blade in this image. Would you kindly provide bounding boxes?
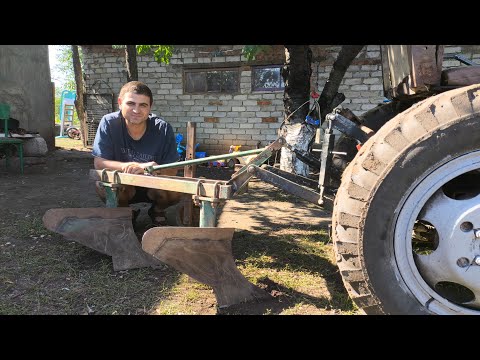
[142,227,270,308]
[43,207,163,271]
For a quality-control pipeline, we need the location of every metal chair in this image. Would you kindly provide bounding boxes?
[0,103,24,174]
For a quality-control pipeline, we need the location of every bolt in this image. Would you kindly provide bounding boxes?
[460,222,473,232]
[475,229,480,238]
[247,165,256,175]
[475,256,480,266]
[457,257,470,268]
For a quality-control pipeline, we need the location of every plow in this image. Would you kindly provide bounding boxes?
[43,116,355,308]
[43,101,373,309]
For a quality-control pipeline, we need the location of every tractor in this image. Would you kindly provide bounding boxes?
[44,45,480,314]
[332,45,480,314]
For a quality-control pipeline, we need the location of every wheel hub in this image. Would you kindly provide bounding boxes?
[395,151,480,314]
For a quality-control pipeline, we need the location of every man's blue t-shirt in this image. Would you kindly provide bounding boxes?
[92,111,178,165]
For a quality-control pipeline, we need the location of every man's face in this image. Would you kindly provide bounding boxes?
[118,92,151,125]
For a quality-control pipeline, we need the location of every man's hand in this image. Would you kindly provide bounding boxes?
[121,161,158,175]
[94,157,159,175]
[121,162,144,174]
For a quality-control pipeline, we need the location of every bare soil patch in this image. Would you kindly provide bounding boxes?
[0,139,359,315]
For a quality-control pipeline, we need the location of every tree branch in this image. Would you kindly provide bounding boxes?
[72,45,87,147]
[126,45,138,82]
[319,45,365,121]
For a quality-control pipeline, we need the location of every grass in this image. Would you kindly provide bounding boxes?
[0,139,361,315]
[0,234,178,315]
[0,200,358,315]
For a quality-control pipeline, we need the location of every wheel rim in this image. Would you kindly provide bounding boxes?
[395,151,480,314]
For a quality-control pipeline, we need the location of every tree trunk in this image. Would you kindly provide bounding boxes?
[125,45,138,82]
[319,45,365,121]
[279,45,315,176]
[71,45,87,147]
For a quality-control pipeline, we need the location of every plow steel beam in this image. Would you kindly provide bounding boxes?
[246,164,325,207]
[260,164,319,190]
[90,170,233,199]
[227,137,285,194]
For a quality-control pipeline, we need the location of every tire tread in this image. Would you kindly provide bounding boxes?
[332,84,480,314]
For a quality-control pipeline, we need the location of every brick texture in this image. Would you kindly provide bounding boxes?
[82,45,479,155]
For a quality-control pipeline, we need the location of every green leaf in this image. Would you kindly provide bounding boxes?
[242,45,271,61]
[136,45,174,64]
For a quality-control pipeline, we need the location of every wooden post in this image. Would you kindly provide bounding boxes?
[183,122,196,226]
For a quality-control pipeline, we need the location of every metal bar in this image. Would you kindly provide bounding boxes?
[282,141,321,169]
[318,130,335,206]
[104,186,119,208]
[227,137,285,194]
[260,164,319,190]
[146,148,265,173]
[318,131,335,188]
[326,112,370,143]
[199,201,217,227]
[90,169,233,199]
[444,53,477,66]
[247,165,323,206]
[454,54,476,66]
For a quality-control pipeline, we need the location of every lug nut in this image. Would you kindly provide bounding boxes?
[460,222,473,232]
[457,257,470,268]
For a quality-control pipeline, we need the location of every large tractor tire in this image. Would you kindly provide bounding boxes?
[332,84,480,314]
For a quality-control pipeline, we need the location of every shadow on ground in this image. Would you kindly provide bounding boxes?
[0,150,354,315]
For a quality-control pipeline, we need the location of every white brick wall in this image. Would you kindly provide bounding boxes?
[82,45,480,155]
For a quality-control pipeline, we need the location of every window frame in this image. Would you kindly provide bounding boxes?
[183,66,240,95]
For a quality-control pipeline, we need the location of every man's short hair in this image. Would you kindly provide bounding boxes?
[119,81,153,106]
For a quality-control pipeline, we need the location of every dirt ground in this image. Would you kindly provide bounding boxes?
[0,140,359,315]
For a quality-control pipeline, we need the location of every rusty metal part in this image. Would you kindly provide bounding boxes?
[42,207,163,271]
[260,164,319,190]
[142,227,270,308]
[318,127,335,207]
[282,141,322,169]
[90,170,233,199]
[227,137,285,194]
[146,148,265,174]
[325,111,371,144]
[247,164,323,206]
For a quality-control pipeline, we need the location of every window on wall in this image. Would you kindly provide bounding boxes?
[184,68,239,94]
[252,65,284,92]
